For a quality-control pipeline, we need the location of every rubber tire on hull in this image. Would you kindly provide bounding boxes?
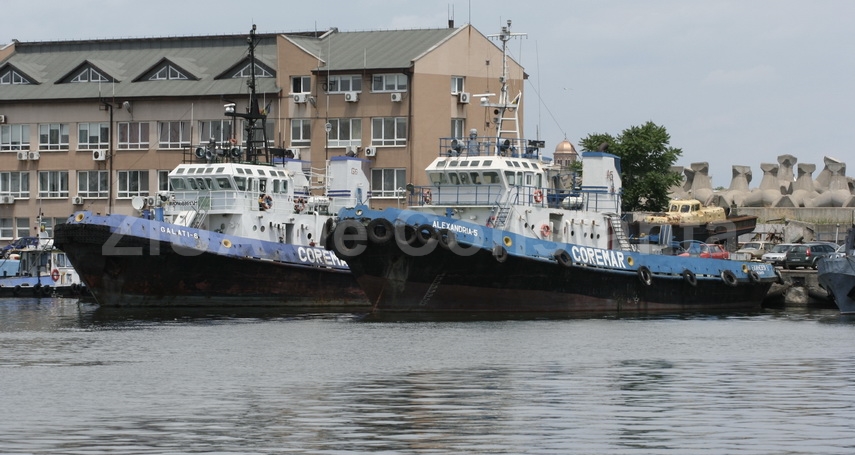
[367,219,394,244]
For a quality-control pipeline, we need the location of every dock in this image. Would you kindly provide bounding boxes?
[764,269,836,309]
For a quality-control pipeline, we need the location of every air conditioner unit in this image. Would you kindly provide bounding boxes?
[92,150,107,161]
[391,92,402,102]
[28,151,40,160]
[458,92,471,104]
[293,93,309,104]
[0,195,14,204]
[0,115,6,123]
[364,147,377,157]
[72,195,84,205]
[344,91,359,102]
[16,151,28,161]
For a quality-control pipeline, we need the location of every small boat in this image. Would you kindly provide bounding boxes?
[631,198,758,245]
[817,227,855,314]
[325,21,780,314]
[53,26,368,308]
[0,225,89,298]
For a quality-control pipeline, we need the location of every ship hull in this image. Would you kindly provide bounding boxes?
[330,208,777,314]
[54,212,367,308]
[817,256,855,314]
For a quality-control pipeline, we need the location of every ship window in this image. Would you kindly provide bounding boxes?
[484,172,499,183]
[216,167,225,173]
[234,177,247,191]
[525,173,533,185]
[470,161,480,166]
[236,168,245,174]
[216,178,232,189]
[512,161,521,168]
[274,180,288,193]
[459,173,471,184]
[437,159,447,167]
[483,160,492,166]
[504,171,516,185]
[535,174,542,187]
[522,162,530,168]
[195,178,208,190]
[449,161,459,167]
[449,173,460,184]
[531,163,539,169]
[176,168,185,175]
[470,172,481,184]
[204,178,214,189]
[170,178,186,190]
[429,172,448,185]
[681,205,690,213]
[692,204,700,211]
[670,204,678,211]
[187,179,198,190]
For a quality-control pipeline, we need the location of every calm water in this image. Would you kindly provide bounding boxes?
[2,298,855,454]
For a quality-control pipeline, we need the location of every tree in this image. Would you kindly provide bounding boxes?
[579,121,682,212]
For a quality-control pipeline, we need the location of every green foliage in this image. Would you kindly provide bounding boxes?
[579,121,682,212]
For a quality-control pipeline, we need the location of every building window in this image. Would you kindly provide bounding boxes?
[38,217,65,238]
[118,122,150,149]
[372,73,407,92]
[371,168,406,198]
[78,122,109,150]
[199,120,233,145]
[157,170,170,192]
[327,75,362,93]
[0,218,12,240]
[327,118,362,147]
[70,67,109,83]
[233,63,273,78]
[451,119,466,138]
[371,117,407,146]
[117,170,149,198]
[240,120,273,146]
[158,121,190,149]
[0,68,32,85]
[77,170,109,198]
[38,123,69,150]
[15,217,30,239]
[1,124,30,150]
[451,76,465,94]
[290,119,311,146]
[38,171,69,198]
[291,76,311,94]
[149,65,189,81]
[0,171,30,198]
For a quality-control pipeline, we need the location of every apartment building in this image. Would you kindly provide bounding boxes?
[0,22,525,243]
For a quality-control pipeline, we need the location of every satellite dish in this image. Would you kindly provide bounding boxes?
[131,196,145,211]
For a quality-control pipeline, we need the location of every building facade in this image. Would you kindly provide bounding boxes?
[0,23,527,243]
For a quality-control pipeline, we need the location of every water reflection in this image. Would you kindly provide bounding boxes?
[3,299,855,453]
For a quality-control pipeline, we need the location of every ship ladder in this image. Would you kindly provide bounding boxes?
[605,212,635,251]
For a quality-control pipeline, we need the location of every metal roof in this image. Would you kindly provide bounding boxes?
[0,35,281,101]
[288,27,462,72]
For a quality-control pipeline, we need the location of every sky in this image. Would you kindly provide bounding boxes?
[3,0,853,188]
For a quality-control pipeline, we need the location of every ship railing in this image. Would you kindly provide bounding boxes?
[439,136,543,158]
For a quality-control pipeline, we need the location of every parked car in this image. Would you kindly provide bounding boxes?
[784,243,838,269]
[678,242,730,259]
[736,241,776,260]
[761,243,798,266]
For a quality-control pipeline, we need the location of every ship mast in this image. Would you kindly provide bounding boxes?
[486,20,526,144]
[226,24,270,164]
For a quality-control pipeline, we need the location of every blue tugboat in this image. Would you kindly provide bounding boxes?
[326,21,780,314]
[54,26,368,308]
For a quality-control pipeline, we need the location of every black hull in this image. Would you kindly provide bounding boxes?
[342,241,772,314]
[818,256,855,314]
[0,284,90,299]
[55,223,368,308]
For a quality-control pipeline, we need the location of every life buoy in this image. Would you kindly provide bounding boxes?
[423,189,432,205]
[540,224,551,238]
[229,138,237,145]
[533,189,544,203]
[51,268,60,282]
[638,266,652,286]
[721,270,738,287]
[486,216,496,228]
[259,194,272,210]
[682,269,697,287]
